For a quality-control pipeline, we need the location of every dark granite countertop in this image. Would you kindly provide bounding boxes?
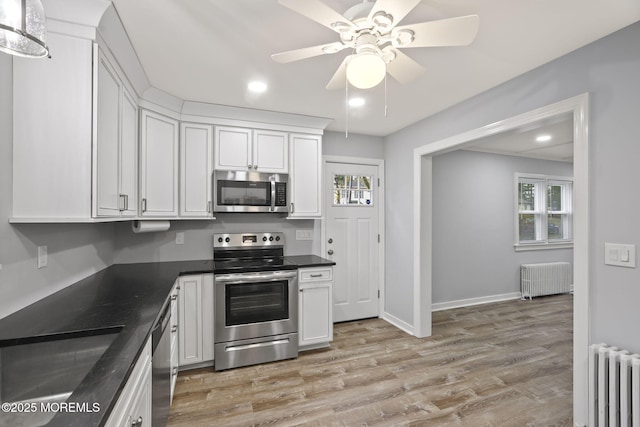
[284,255,336,268]
[0,255,333,426]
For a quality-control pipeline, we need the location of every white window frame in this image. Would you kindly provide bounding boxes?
[514,173,573,251]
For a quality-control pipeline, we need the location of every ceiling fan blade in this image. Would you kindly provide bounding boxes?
[386,49,425,84]
[278,0,356,32]
[368,0,421,28]
[272,42,346,63]
[325,55,352,90]
[394,15,480,47]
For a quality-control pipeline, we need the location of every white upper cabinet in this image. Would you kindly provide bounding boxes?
[214,126,288,173]
[253,130,288,173]
[214,126,252,171]
[180,123,213,217]
[94,48,138,218]
[289,134,322,218]
[12,32,94,220]
[140,109,179,217]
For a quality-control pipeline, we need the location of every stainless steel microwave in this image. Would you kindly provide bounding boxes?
[213,170,288,213]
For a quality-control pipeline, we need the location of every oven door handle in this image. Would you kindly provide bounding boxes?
[215,270,297,284]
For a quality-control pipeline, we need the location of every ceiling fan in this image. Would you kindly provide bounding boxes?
[271,0,479,90]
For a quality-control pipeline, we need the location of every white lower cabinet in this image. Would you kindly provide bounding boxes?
[298,267,333,349]
[105,338,152,427]
[178,274,214,368]
[169,281,179,401]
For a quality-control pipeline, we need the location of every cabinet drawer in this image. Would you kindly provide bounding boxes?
[299,267,332,283]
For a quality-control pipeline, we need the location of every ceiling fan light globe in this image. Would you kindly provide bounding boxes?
[0,0,49,58]
[346,52,386,89]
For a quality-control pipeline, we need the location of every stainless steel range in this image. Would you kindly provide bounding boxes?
[213,232,298,370]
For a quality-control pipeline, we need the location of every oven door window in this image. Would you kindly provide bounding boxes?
[225,280,289,326]
[218,180,270,207]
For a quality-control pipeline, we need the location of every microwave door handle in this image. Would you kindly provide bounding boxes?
[270,177,276,212]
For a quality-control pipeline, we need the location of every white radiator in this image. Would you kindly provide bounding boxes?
[520,262,571,300]
[589,343,640,427]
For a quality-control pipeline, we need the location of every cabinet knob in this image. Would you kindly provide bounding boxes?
[328,249,334,255]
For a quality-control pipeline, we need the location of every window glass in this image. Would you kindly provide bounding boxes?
[516,175,573,246]
[333,174,373,206]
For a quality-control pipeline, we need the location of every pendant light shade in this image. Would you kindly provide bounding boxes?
[0,0,49,58]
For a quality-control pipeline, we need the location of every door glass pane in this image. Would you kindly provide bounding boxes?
[518,182,536,210]
[548,214,564,240]
[333,174,374,206]
[519,214,537,241]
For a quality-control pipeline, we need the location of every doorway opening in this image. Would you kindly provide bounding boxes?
[412,93,589,423]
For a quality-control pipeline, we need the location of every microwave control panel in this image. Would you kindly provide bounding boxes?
[275,182,287,206]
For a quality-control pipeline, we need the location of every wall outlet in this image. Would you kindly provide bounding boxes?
[296,230,314,241]
[37,245,48,269]
[176,232,185,245]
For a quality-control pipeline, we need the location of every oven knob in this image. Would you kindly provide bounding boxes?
[262,236,268,242]
[269,236,274,241]
[225,237,230,243]
[275,236,281,241]
[217,237,223,243]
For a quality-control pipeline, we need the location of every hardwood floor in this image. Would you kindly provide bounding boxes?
[168,294,573,426]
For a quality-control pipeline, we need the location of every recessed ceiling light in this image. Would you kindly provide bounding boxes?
[536,134,552,143]
[248,81,267,93]
[349,97,365,107]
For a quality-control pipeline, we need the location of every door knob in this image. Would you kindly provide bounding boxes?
[328,249,334,255]
[328,238,333,244]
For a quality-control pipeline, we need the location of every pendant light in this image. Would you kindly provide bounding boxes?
[0,0,49,58]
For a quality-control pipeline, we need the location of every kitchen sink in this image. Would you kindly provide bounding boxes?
[0,326,122,426]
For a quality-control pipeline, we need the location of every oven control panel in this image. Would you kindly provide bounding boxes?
[213,232,283,248]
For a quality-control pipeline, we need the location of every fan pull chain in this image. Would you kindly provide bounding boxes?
[384,73,388,117]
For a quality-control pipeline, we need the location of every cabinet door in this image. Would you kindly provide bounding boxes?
[214,126,252,170]
[253,130,288,173]
[299,281,333,347]
[95,52,121,217]
[178,275,203,366]
[140,110,179,217]
[125,364,151,427]
[202,274,215,362]
[120,88,138,217]
[180,123,213,217]
[289,134,322,217]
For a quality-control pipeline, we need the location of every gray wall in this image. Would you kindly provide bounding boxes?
[0,54,116,320]
[323,131,385,158]
[384,21,640,352]
[114,215,316,263]
[432,150,573,304]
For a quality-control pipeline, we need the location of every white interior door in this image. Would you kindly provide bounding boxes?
[325,162,380,322]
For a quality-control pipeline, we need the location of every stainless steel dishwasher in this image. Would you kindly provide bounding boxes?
[152,300,171,427]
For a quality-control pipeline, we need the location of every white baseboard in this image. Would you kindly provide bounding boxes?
[380,311,414,336]
[432,292,522,312]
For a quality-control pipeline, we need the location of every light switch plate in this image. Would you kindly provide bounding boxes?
[604,243,636,268]
[37,245,48,269]
[296,230,313,240]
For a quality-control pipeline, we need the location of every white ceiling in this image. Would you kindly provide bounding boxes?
[464,114,574,163]
[111,0,640,136]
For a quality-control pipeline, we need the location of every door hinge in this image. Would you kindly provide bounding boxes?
[377,178,380,187]
[377,290,380,299]
[378,234,380,243]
